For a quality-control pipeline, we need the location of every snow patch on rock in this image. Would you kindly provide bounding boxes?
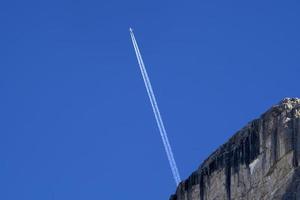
[249,158,259,174]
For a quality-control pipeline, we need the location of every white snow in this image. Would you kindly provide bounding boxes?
[249,158,259,174]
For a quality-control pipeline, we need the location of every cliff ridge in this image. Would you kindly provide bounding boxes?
[170,97,300,200]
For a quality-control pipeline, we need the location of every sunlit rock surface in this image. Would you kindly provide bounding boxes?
[170,98,300,200]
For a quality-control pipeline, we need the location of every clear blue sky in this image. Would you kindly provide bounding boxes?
[0,0,299,199]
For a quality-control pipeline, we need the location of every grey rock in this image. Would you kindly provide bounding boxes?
[170,98,300,200]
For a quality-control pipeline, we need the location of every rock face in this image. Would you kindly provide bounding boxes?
[170,98,300,200]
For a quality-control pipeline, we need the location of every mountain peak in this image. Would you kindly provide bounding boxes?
[170,98,300,200]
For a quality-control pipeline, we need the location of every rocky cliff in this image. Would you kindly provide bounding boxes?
[170,98,300,200]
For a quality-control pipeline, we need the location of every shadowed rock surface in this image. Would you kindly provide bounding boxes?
[170,98,300,200]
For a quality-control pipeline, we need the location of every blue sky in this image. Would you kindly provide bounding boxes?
[0,0,299,199]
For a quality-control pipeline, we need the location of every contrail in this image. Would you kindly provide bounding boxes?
[130,28,181,185]
[129,28,181,185]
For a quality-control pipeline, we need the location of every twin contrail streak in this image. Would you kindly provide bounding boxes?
[129,28,181,186]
